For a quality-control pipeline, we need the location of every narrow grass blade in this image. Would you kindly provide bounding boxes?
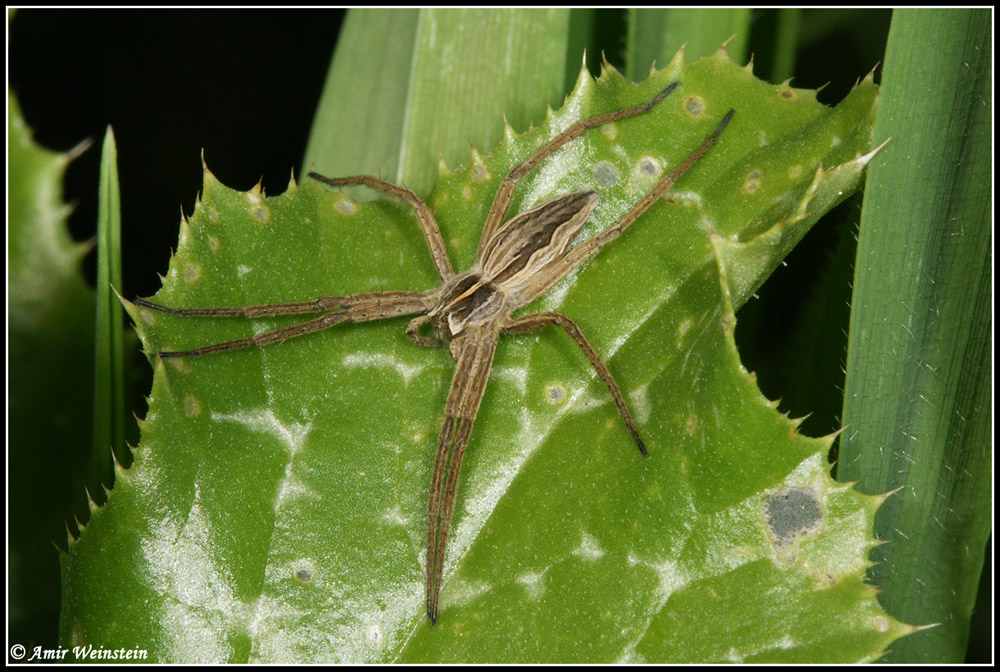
[767,8,802,84]
[94,126,125,486]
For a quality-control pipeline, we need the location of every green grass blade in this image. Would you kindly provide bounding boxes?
[768,9,802,83]
[303,8,571,197]
[301,9,419,185]
[839,8,992,663]
[625,8,751,81]
[399,8,570,195]
[94,126,125,485]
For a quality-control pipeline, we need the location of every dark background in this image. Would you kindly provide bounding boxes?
[10,10,345,300]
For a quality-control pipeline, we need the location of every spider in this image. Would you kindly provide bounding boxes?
[135,81,733,624]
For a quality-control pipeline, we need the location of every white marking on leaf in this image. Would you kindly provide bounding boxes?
[517,569,547,600]
[341,352,431,386]
[572,531,605,560]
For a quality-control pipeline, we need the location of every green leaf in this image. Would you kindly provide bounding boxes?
[8,92,96,647]
[60,51,912,662]
[839,8,992,663]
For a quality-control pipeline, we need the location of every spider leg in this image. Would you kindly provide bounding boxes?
[519,109,735,306]
[308,172,455,281]
[426,324,499,624]
[134,295,353,318]
[504,312,646,456]
[476,81,680,258]
[405,314,446,348]
[140,291,435,358]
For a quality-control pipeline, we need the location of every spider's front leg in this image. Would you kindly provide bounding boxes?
[308,172,454,282]
[134,290,437,358]
[137,165,464,359]
[500,107,735,310]
[476,81,680,255]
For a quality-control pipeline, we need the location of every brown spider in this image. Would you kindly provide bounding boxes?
[135,81,733,624]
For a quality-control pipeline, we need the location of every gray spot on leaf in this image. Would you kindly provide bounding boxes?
[764,487,823,551]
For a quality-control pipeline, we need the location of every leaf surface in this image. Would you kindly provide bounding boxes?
[60,52,911,662]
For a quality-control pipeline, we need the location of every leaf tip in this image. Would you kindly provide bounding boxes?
[502,115,518,144]
[111,445,130,482]
[872,484,905,507]
[65,136,95,165]
[437,153,452,178]
[598,51,620,78]
[664,44,685,75]
[73,512,87,537]
[571,52,594,93]
[52,537,69,557]
[64,520,79,548]
[856,137,891,169]
[84,487,100,514]
[110,284,130,310]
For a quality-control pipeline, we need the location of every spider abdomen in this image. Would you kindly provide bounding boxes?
[480,190,599,299]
